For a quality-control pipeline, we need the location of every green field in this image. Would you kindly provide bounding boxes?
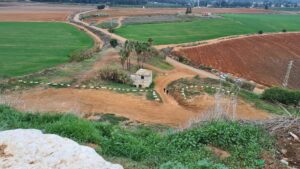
[115,14,300,45]
[0,22,93,77]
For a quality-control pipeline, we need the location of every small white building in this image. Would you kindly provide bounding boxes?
[130,69,152,88]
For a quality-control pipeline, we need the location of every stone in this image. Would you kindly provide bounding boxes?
[0,129,123,169]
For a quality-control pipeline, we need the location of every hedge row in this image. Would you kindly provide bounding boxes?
[262,87,300,105]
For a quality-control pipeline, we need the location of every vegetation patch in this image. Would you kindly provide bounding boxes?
[115,14,300,45]
[0,105,275,169]
[262,87,300,106]
[97,19,119,29]
[0,22,93,77]
[148,55,173,70]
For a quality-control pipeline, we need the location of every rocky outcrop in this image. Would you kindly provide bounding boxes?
[0,129,123,169]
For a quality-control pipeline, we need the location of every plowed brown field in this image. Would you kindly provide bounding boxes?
[175,33,300,89]
[0,2,92,21]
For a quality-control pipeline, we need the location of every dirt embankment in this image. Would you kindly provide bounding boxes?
[174,33,300,89]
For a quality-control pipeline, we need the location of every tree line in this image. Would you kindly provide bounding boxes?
[30,0,188,6]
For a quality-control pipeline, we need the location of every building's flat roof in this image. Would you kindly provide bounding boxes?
[136,69,152,76]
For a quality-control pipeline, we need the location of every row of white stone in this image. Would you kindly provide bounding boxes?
[152,91,161,102]
[180,85,236,100]
[17,80,160,101]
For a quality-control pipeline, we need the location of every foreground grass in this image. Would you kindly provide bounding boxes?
[0,22,93,78]
[0,105,274,169]
[115,14,300,45]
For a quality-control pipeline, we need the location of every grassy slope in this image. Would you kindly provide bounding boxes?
[115,14,300,45]
[0,105,274,169]
[0,22,93,77]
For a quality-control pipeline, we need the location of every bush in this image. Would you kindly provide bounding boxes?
[262,87,300,105]
[68,49,93,62]
[282,29,287,32]
[97,5,105,10]
[98,67,132,84]
[199,64,212,71]
[258,30,263,34]
[110,39,118,48]
[240,80,256,91]
[225,76,256,91]
[108,28,115,33]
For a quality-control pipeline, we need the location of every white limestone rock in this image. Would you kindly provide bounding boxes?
[0,129,123,169]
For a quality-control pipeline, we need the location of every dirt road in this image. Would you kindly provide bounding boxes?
[2,8,274,126]
[73,10,127,43]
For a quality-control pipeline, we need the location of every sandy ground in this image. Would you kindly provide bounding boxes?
[0,2,93,21]
[4,50,272,127]
[5,85,271,127]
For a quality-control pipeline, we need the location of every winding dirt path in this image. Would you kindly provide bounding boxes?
[4,46,272,126]
[73,10,127,43]
[115,16,124,29]
[3,10,274,127]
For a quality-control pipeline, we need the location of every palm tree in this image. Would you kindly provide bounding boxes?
[119,48,128,69]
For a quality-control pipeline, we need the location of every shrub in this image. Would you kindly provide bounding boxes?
[199,64,213,71]
[68,49,93,62]
[97,5,105,10]
[99,114,128,125]
[148,38,154,45]
[98,67,132,84]
[225,76,256,91]
[262,87,300,105]
[240,80,256,91]
[258,30,263,34]
[282,29,287,32]
[108,28,115,33]
[110,39,118,48]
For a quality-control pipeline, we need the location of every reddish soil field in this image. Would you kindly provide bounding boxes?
[0,2,92,21]
[175,33,300,89]
[84,7,276,23]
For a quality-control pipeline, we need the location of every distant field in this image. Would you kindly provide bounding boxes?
[271,7,300,11]
[115,14,300,45]
[0,22,93,77]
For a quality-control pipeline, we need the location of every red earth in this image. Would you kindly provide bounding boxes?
[174,33,300,89]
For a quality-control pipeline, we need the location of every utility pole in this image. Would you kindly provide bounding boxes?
[282,60,294,88]
[198,0,200,8]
